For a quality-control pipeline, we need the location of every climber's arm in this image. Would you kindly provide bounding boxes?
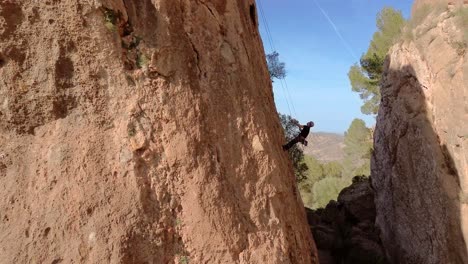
[292,119,303,129]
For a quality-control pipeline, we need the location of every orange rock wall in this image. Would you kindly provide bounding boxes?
[0,1,317,263]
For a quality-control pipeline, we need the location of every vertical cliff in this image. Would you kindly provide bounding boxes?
[372,1,468,263]
[0,0,317,263]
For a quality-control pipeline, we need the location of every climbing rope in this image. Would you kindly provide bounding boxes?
[257,0,298,118]
[258,0,315,149]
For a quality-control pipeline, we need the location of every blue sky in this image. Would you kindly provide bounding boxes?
[258,0,413,133]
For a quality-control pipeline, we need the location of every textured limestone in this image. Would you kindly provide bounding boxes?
[412,0,465,16]
[0,0,317,263]
[372,1,468,263]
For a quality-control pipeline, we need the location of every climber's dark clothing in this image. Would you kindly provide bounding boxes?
[300,125,310,138]
[282,136,306,150]
[282,124,312,151]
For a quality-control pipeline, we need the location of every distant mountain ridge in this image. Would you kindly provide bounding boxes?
[303,132,345,162]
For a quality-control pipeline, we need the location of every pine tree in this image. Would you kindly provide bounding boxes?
[299,155,344,208]
[342,119,373,179]
[312,177,347,209]
[349,7,406,115]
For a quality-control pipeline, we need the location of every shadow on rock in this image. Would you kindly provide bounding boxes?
[371,57,467,263]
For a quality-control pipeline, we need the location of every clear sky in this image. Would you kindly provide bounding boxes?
[258,0,413,133]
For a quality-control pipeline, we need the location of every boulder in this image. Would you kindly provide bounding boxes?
[306,177,387,264]
[338,178,376,223]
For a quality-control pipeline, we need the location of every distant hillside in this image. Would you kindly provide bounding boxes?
[303,132,345,162]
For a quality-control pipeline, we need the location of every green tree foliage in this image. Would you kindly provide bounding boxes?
[368,7,406,58]
[455,7,468,43]
[322,161,343,178]
[279,113,308,182]
[342,119,373,179]
[299,155,344,208]
[298,155,323,208]
[312,177,348,209]
[300,120,373,209]
[298,119,373,208]
[304,155,325,183]
[266,51,286,81]
[353,163,371,177]
[348,7,406,115]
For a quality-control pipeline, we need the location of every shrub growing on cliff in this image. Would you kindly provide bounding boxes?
[455,7,468,43]
[103,8,118,32]
[348,7,405,115]
[137,53,149,68]
[179,256,189,264]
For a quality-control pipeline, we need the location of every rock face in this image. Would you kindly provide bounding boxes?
[412,0,465,16]
[0,1,317,263]
[372,1,468,263]
[306,177,387,264]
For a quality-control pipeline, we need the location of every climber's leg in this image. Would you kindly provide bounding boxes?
[283,136,300,150]
[298,136,306,145]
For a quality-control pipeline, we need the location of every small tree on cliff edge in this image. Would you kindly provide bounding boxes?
[267,51,286,82]
[348,7,406,115]
[279,113,308,182]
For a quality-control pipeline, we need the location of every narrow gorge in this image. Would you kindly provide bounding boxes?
[308,0,468,263]
[1,0,467,264]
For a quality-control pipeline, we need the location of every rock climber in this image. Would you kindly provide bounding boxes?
[282,119,314,151]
